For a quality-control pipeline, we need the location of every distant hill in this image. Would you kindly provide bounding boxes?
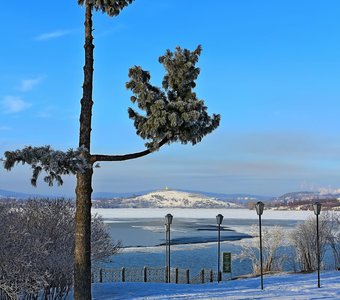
[0,189,69,200]
[92,190,153,199]
[268,191,340,210]
[274,191,340,202]
[92,189,242,208]
[92,189,270,203]
[2,187,339,210]
[174,189,271,204]
[0,189,39,199]
[0,189,271,207]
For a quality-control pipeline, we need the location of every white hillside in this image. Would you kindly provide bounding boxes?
[119,189,239,208]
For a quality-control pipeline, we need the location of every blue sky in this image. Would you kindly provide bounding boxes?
[1,0,340,197]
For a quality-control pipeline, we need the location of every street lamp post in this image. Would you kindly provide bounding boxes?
[165,213,173,283]
[216,214,224,283]
[255,201,264,290]
[313,202,322,288]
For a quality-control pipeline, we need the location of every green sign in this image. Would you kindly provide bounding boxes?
[223,252,231,273]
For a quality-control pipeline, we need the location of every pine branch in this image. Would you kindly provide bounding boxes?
[91,138,168,162]
[2,146,91,186]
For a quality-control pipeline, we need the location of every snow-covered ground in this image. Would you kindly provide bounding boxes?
[83,271,340,299]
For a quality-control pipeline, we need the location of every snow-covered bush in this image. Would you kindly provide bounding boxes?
[0,199,120,299]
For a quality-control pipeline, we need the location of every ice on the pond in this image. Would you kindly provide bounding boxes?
[131,225,165,233]
[92,208,316,221]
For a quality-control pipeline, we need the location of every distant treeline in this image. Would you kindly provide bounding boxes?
[246,198,340,211]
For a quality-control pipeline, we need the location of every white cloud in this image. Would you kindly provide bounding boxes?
[2,96,31,114]
[35,30,71,41]
[20,77,43,92]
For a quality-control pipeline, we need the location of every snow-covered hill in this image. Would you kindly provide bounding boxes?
[99,189,240,208]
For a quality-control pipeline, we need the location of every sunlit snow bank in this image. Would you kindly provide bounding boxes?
[70,271,340,299]
[92,208,316,221]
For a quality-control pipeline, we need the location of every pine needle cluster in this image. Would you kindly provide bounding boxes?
[127,46,221,150]
[77,0,134,17]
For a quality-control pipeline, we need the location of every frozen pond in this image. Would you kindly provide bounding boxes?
[92,208,313,247]
[91,208,322,277]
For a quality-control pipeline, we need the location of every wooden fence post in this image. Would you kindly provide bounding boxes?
[165,266,169,283]
[143,267,147,282]
[175,268,179,284]
[99,268,103,283]
[121,267,125,282]
[185,269,190,284]
[200,269,204,284]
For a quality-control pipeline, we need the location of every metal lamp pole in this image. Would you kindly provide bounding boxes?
[255,201,264,290]
[313,202,322,288]
[165,223,168,281]
[216,214,224,283]
[165,213,173,283]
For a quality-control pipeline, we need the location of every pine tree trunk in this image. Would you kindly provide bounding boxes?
[74,169,93,299]
[74,2,94,299]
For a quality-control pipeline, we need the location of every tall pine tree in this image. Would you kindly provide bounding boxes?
[3,1,220,299]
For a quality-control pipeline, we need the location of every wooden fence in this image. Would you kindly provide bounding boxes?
[92,267,218,284]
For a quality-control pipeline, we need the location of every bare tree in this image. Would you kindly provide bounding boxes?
[289,215,331,272]
[0,202,49,299]
[321,212,340,270]
[91,214,121,262]
[0,199,118,299]
[237,225,286,275]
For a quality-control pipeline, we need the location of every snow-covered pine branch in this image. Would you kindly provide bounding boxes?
[2,145,91,186]
[92,47,221,163]
[126,45,221,150]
